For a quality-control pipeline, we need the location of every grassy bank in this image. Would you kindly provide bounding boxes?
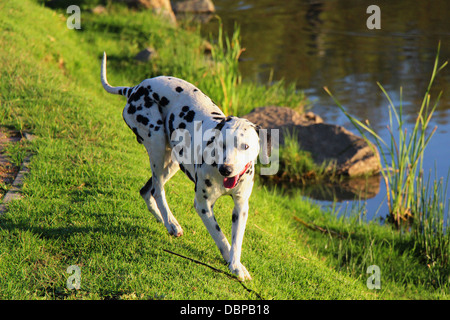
[0,0,448,299]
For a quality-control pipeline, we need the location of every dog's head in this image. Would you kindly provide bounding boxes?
[212,116,271,189]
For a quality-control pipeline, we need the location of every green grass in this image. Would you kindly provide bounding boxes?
[0,0,448,300]
[265,128,333,184]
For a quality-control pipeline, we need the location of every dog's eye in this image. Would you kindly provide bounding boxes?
[243,144,249,150]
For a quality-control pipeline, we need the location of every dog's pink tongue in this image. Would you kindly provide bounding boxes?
[223,175,239,189]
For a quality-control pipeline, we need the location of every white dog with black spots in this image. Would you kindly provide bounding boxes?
[101,53,270,280]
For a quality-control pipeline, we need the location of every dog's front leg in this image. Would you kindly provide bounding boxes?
[194,196,231,262]
[229,194,252,281]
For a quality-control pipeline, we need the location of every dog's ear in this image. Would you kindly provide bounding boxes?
[255,125,271,164]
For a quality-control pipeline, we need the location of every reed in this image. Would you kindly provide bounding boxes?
[205,21,244,116]
[325,44,448,227]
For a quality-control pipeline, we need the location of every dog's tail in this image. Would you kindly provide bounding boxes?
[101,52,131,97]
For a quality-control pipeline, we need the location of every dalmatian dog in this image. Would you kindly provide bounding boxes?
[101,53,270,280]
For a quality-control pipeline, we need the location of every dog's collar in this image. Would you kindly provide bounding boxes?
[223,161,252,189]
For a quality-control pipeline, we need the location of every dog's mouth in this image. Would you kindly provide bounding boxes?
[223,162,252,189]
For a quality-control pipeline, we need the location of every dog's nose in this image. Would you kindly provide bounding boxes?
[219,165,233,177]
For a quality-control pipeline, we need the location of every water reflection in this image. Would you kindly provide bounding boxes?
[262,174,381,202]
[202,0,450,220]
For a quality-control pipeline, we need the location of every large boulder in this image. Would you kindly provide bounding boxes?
[243,106,381,177]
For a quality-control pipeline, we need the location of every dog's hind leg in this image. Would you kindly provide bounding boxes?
[140,177,163,223]
[140,145,179,224]
[141,133,183,237]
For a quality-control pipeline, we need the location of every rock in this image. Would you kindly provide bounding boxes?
[115,0,177,24]
[135,47,158,62]
[172,0,215,13]
[290,122,381,177]
[243,106,381,177]
[244,106,322,129]
[91,5,107,14]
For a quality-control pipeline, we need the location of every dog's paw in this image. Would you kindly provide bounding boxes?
[168,222,183,237]
[229,262,252,281]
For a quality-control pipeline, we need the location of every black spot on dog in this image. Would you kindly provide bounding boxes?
[139,178,153,196]
[154,126,160,131]
[193,89,198,92]
[178,122,186,129]
[214,118,226,132]
[150,188,155,196]
[179,112,185,118]
[137,106,142,111]
[168,113,175,136]
[184,110,196,122]
[203,195,208,200]
[176,87,183,93]
[215,224,221,232]
[130,86,149,102]
[118,89,123,95]
[212,116,225,121]
[205,179,212,187]
[127,87,134,98]
[160,96,169,107]
[144,96,154,108]
[201,209,206,214]
[137,115,149,126]
[157,120,163,125]
[232,213,238,223]
[182,106,190,112]
[127,104,136,114]
[211,112,222,116]
[152,92,160,101]
[132,127,143,144]
[206,136,215,146]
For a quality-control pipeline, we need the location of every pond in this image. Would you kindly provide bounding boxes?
[203,0,450,221]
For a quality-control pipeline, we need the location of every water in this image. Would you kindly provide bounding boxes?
[202,0,450,221]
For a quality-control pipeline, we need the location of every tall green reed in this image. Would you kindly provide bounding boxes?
[414,169,449,273]
[205,21,244,116]
[324,44,448,227]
